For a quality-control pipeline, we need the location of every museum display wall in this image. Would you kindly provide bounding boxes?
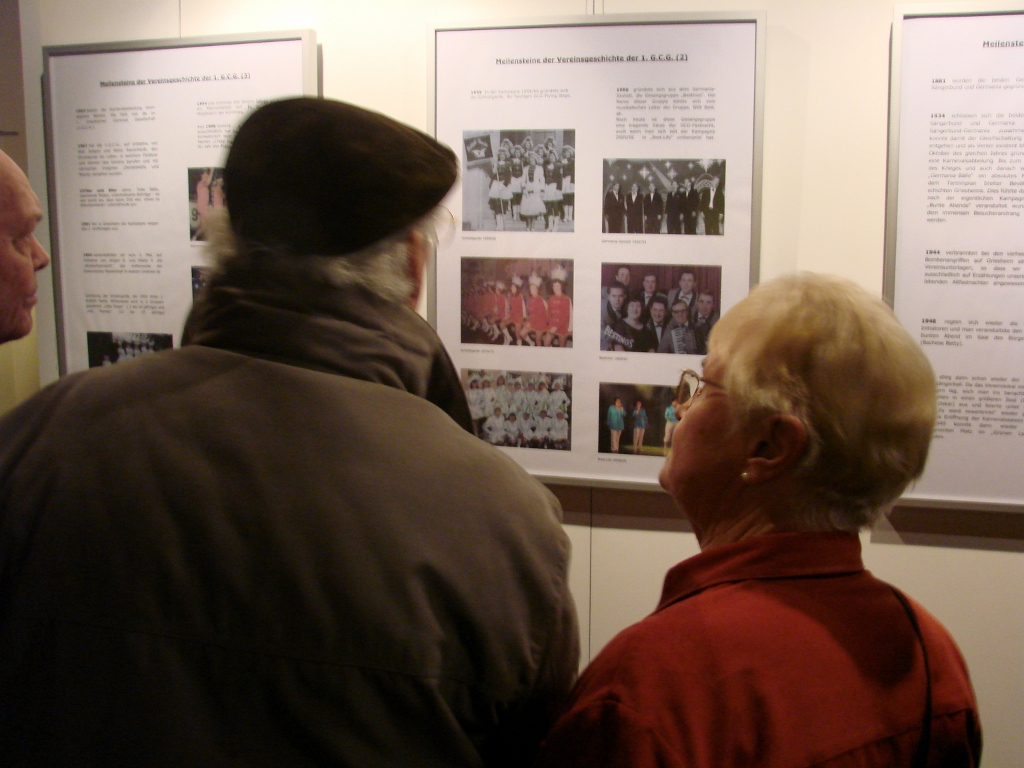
[11,0,1024,763]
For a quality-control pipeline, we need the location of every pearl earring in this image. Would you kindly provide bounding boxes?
[741,472,749,481]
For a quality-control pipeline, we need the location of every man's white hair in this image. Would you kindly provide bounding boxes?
[204,208,438,304]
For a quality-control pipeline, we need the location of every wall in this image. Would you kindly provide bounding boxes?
[18,0,1024,762]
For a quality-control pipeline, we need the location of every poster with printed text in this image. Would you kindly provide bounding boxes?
[435,17,761,486]
[889,10,1024,510]
[45,33,315,374]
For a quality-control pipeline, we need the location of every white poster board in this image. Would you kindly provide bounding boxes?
[433,14,764,487]
[44,31,317,374]
[885,5,1024,512]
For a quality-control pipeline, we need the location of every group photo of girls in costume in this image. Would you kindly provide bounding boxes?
[461,369,572,451]
[462,130,575,232]
[600,263,722,355]
[461,258,573,347]
[597,382,677,457]
[602,158,725,235]
[86,331,174,368]
[188,167,226,242]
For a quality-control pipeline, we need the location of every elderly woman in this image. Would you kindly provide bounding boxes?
[537,274,981,767]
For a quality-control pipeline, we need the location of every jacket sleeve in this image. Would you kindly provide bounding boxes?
[535,699,684,768]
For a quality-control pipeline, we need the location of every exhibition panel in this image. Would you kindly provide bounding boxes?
[433,14,765,486]
[885,5,1024,512]
[43,31,318,374]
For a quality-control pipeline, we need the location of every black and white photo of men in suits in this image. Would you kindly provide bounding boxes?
[682,178,701,234]
[700,176,725,235]
[643,182,664,234]
[624,183,644,234]
[665,181,684,234]
[603,182,625,233]
[601,159,724,237]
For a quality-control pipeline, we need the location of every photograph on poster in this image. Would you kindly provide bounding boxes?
[191,266,213,299]
[462,368,572,451]
[598,382,676,457]
[462,130,575,232]
[600,263,721,354]
[462,257,573,347]
[188,167,225,242]
[86,331,174,368]
[602,159,725,235]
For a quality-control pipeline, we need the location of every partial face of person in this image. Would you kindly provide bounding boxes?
[671,303,689,322]
[529,283,540,296]
[612,183,620,193]
[552,280,563,295]
[659,352,747,521]
[614,398,622,407]
[609,286,626,310]
[671,182,679,192]
[0,153,50,344]
[631,184,639,195]
[697,293,715,316]
[643,275,657,294]
[616,267,630,285]
[679,273,695,294]
[627,300,642,320]
[650,303,666,325]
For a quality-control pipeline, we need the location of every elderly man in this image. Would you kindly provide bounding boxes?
[538,273,980,768]
[0,99,578,765]
[0,149,50,344]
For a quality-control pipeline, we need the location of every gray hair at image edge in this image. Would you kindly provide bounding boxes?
[202,208,440,304]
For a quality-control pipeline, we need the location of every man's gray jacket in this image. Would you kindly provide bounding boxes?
[0,255,579,766]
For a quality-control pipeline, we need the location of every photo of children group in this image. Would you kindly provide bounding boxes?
[461,258,573,347]
[462,369,572,451]
[86,331,173,368]
[602,159,725,235]
[188,167,225,241]
[600,263,721,354]
[598,381,681,457]
[462,130,575,232]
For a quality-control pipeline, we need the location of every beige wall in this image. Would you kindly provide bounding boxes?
[18,0,1024,762]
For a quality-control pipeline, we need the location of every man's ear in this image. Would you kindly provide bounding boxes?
[405,230,428,309]
[743,414,807,483]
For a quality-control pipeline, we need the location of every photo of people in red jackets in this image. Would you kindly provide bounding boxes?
[462,130,575,232]
[462,257,573,347]
[602,158,725,235]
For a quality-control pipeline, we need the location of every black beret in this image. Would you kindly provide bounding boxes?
[224,97,457,255]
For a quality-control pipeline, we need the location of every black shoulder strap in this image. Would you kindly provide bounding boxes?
[889,586,932,768]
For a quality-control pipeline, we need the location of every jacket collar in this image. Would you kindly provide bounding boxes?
[656,532,864,613]
[182,254,473,432]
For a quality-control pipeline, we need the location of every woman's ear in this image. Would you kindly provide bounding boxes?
[744,414,807,483]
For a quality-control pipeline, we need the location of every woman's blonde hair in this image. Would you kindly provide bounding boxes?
[710,273,936,531]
